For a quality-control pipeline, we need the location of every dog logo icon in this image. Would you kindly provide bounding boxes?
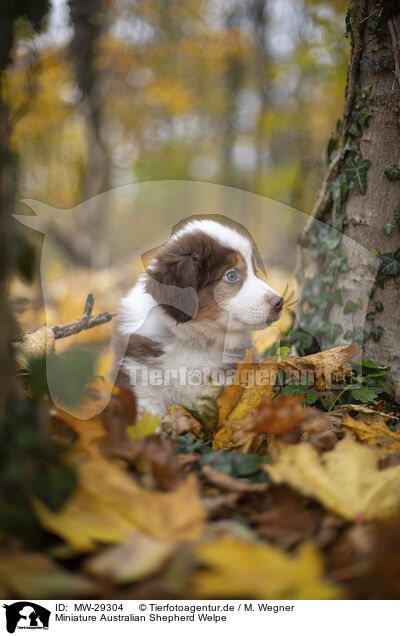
[3,602,50,634]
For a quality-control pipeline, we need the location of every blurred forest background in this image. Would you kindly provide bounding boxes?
[9,0,347,216]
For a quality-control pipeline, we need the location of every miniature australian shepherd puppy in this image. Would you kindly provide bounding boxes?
[113,216,284,415]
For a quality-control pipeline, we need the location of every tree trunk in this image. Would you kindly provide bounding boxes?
[299,0,400,397]
[0,74,18,426]
[60,0,111,267]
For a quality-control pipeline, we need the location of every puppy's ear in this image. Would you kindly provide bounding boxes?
[145,248,200,322]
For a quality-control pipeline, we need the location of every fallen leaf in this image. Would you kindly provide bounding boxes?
[200,464,269,493]
[217,347,255,423]
[341,415,400,458]
[101,387,139,459]
[0,550,96,599]
[192,535,340,599]
[226,359,277,420]
[52,409,107,454]
[161,406,203,437]
[242,485,340,550]
[134,434,191,490]
[84,530,174,584]
[34,453,205,551]
[328,404,398,425]
[127,411,161,441]
[278,343,359,391]
[266,437,400,521]
[251,394,328,435]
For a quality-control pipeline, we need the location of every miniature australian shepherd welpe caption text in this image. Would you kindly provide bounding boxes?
[113,218,292,415]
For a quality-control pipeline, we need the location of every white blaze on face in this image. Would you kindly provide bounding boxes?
[224,243,282,329]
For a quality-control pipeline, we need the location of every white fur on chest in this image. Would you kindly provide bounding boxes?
[117,280,250,416]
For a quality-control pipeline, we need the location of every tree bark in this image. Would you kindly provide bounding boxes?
[308,0,400,396]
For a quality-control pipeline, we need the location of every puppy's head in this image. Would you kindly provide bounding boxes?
[145,219,283,331]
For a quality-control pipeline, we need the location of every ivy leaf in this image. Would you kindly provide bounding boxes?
[366,311,375,320]
[371,325,384,343]
[383,221,395,235]
[328,289,343,305]
[348,122,362,137]
[343,137,360,156]
[379,252,400,276]
[327,135,338,164]
[378,56,395,71]
[360,85,372,99]
[360,56,380,74]
[385,164,400,181]
[359,107,372,127]
[343,158,371,194]
[331,173,349,202]
[375,301,384,313]
[394,203,400,227]
[344,299,362,314]
[344,327,364,345]
[322,323,343,343]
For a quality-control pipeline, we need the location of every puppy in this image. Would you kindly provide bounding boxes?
[113,218,283,415]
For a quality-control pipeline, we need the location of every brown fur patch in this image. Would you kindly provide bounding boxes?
[196,252,247,321]
[111,326,163,389]
[145,230,248,323]
[125,334,164,361]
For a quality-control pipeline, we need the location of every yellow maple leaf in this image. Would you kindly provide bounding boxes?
[341,415,400,458]
[217,355,277,423]
[217,347,255,423]
[266,436,400,521]
[33,453,205,552]
[193,535,340,599]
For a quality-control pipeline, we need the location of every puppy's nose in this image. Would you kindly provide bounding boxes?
[265,294,284,311]
[271,295,284,311]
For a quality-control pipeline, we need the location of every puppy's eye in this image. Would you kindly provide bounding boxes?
[223,269,240,283]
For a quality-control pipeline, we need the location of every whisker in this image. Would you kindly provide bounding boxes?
[284,298,299,309]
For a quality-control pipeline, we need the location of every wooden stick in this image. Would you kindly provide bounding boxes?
[16,293,116,342]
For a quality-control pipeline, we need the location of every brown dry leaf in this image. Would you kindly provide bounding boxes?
[0,550,96,599]
[134,434,193,490]
[52,409,107,454]
[341,415,400,459]
[212,395,330,452]
[251,394,329,436]
[212,417,267,453]
[33,452,205,552]
[84,530,174,584]
[161,405,203,437]
[242,485,342,550]
[200,464,269,493]
[266,436,400,521]
[14,326,55,368]
[328,404,398,427]
[278,343,360,391]
[101,386,140,460]
[192,534,340,599]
